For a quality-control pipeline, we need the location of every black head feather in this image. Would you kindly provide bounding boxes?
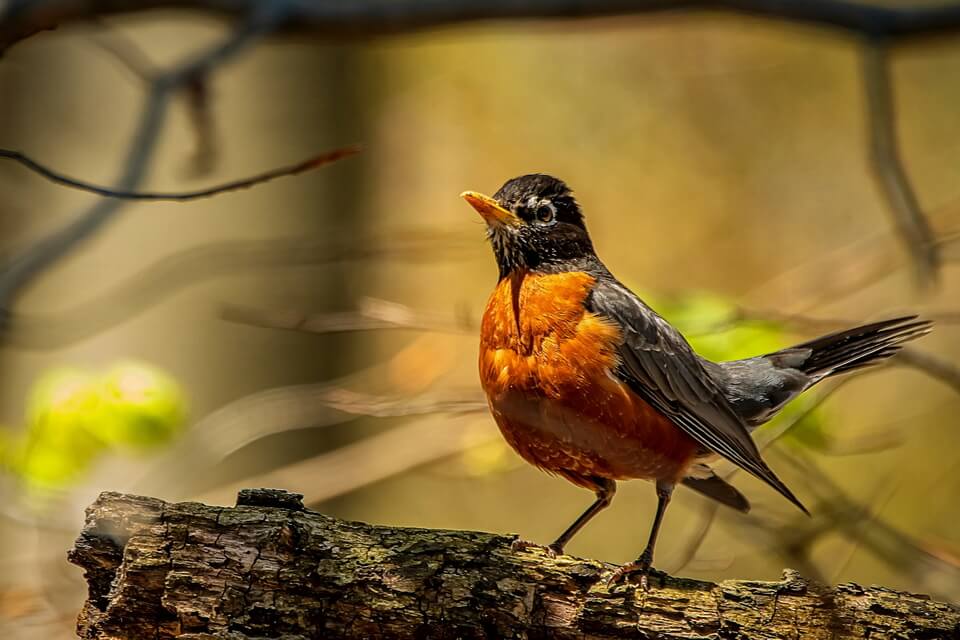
[484,174,598,279]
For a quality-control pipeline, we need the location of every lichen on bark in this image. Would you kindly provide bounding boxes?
[68,490,960,639]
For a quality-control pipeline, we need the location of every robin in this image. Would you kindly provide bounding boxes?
[461,174,932,587]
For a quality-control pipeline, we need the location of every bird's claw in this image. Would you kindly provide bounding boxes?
[605,557,663,590]
[511,538,562,558]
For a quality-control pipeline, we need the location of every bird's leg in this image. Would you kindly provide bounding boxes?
[607,480,674,589]
[512,478,616,558]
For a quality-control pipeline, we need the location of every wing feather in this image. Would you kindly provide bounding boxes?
[587,278,807,514]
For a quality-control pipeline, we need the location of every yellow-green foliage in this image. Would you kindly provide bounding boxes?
[3,361,187,490]
[646,289,827,450]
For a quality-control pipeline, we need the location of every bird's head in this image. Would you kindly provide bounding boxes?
[461,174,596,279]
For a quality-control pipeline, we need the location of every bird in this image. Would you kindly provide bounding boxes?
[461,173,932,588]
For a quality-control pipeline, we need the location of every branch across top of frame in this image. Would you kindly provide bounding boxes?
[5,0,960,53]
[0,145,361,201]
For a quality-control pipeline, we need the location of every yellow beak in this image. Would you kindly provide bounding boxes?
[460,190,518,227]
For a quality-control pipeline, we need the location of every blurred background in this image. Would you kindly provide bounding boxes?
[1,7,959,637]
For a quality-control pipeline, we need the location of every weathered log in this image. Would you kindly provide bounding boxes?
[68,489,960,639]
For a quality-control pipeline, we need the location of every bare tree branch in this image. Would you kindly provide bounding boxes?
[7,0,960,54]
[221,296,474,336]
[194,413,489,507]
[68,490,960,639]
[0,7,285,327]
[183,74,219,175]
[896,347,960,393]
[92,22,218,175]
[772,453,960,598]
[122,359,487,498]
[0,145,360,201]
[737,209,960,315]
[92,21,220,175]
[667,500,720,573]
[862,38,939,288]
[88,21,156,81]
[2,230,472,350]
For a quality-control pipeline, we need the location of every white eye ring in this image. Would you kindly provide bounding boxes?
[534,201,557,224]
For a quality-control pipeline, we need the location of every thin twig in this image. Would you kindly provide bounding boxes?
[221,297,474,336]
[88,21,156,81]
[0,6,286,326]
[862,38,939,288]
[896,348,960,393]
[193,414,492,507]
[735,187,960,317]
[778,453,960,597]
[94,21,219,176]
[191,383,485,461]
[0,145,360,201]
[126,381,487,499]
[2,230,474,350]
[668,501,720,574]
[829,474,905,583]
[183,75,218,175]
[92,21,217,175]
[940,227,960,247]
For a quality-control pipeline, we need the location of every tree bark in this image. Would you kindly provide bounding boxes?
[68,489,960,639]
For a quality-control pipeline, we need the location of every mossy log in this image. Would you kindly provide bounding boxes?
[68,489,960,639]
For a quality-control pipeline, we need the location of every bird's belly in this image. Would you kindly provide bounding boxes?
[486,379,696,483]
[479,271,697,484]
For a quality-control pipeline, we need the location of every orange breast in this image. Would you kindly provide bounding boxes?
[479,271,697,485]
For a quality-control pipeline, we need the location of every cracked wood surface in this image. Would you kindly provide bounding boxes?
[68,489,960,639]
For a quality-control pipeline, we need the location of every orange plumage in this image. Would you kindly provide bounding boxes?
[479,270,699,489]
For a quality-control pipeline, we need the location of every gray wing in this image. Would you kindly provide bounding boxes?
[586,277,807,514]
[709,315,931,427]
[704,357,810,428]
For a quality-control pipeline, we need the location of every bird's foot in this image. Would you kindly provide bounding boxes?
[510,538,563,558]
[605,552,664,590]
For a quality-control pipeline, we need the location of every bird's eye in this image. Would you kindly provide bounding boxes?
[535,202,556,224]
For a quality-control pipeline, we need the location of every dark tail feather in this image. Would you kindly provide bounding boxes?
[785,316,932,379]
[682,470,750,513]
